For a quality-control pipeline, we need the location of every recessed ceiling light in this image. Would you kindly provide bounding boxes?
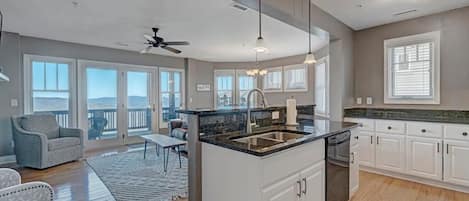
[115,42,129,47]
[393,9,417,16]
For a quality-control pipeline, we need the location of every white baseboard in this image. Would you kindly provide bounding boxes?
[360,166,469,194]
[0,155,16,165]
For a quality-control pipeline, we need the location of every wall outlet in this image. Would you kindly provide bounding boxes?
[356,97,362,105]
[366,97,373,105]
[10,99,18,107]
[272,111,280,120]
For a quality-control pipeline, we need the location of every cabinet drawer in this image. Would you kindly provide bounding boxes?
[344,118,375,131]
[376,120,406,134]
[444,125,469,141]
[407,122,443,138]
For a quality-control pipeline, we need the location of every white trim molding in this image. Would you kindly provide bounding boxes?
[383,31,441,105]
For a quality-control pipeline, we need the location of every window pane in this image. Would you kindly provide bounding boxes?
[57,64,69,90]
[264,70,282,90]
[33,91,70,127]
[127,71,149,109]
[32,61,45,90]
[160,72,170,92]
[315,62,327,115]
[216,91,233,108]
[174,72,181,93]
[285,67,306,89]
[45,63,57,90]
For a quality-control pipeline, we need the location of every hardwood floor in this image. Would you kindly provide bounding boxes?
[3,145,468,201]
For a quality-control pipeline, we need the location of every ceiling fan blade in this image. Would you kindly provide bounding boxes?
[143,34,155,42]
[162,41,190,46]
[161,46,182,54]
[140,46,152,54]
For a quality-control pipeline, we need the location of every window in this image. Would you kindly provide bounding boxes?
[214,69,257,108]
[24,55,77,127]
[284,64,308,92]
[384,31,440,104]
[214,70,235,108]
[314,57,329,117]
[262,67,283,92]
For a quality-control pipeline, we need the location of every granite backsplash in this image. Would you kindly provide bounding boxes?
[199,105,315,135]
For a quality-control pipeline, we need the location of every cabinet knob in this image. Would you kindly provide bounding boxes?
[354,136,359,140]
[463,132,468,136]
[421,129,427,133]
[387,126,392,130]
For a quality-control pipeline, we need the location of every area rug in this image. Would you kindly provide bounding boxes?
[86,149,188,201]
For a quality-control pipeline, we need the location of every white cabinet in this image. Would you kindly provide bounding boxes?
[358,131,375,167]
[406,137,442,180]
[375,133,406,173]
[350,143,360,196]
[444,140,469,187]
[262,174,301,201]
[300,161,326,201]
[262,161,325,201]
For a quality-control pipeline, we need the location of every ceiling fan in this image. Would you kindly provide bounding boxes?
[140,28,190,54]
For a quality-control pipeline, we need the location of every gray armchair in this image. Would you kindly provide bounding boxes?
[11,114,84,169]
[0,168,54,201]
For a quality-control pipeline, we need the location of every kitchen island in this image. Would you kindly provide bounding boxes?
[176,105,359,201]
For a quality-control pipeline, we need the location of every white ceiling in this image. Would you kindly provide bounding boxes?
[0,0,328,62]
[311,0,469,30]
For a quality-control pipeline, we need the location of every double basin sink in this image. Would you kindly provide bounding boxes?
[230,131,308,152]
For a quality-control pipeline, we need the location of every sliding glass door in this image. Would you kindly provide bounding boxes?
[159,68,184,129]
[79,61,157,148]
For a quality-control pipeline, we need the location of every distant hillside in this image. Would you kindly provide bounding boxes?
[34,96,149,111]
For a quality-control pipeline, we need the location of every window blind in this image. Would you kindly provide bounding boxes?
[391,42,433,97]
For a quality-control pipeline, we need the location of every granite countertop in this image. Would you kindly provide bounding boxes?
[199,119,359,157]
[176,105,315,115]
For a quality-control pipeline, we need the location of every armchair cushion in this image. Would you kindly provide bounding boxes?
[20,114,60,139]
[172,128,188,141]
[48,137,80,151]
[0,169,20,189]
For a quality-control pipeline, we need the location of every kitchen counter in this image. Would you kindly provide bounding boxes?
[176,105,315,116]
[200,118,359,157]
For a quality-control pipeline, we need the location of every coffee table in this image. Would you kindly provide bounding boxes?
[141,134,187,172]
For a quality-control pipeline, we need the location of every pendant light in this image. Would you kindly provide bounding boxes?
[304,0,317,64]
[247,52,267,77]
[254,0,268,53]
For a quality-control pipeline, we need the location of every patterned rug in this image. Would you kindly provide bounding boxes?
[86,149,188,201]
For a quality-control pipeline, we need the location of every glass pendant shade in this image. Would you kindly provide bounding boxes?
[254,37,268,53]
[304,52,317,64]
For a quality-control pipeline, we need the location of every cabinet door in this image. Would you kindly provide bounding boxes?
[358,131,375,167]
[444,140,469,187]
[406,137,442,180]
[262,173,301,201]
[375,134,406,173]
[300,161,325,201]
[350,144,360,197]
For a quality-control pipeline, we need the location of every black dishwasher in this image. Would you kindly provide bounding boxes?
[326,131,351,201]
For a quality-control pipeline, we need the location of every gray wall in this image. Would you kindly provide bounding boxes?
[354,6,469,110]
[213,48,328,106]
[187,58,214,109]
[0,32,186,157]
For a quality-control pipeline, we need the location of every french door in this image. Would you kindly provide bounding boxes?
[159,68,184,129]
[78,60,157,149]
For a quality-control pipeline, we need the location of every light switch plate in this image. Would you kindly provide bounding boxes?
[366,97,373,105]
[272,111,280,119]
[10,99,18,107]
[356,97,362,105]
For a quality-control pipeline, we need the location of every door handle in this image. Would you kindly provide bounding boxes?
[297,180,302,198]
[302,178,307,195]
[446,144,449,154]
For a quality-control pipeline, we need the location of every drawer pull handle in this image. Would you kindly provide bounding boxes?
[387,126,392,130]
[421,129,427,133]
[297,180,302,197]
[463,132,468,136]
[437,142,440,153]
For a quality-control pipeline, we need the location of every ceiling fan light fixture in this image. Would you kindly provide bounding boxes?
[304,52,317,64]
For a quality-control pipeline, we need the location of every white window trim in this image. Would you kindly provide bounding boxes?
[23,54,78,127]
[314,57,329,118]
[213,69,235,108]
[262,66,284,93]
[283,63,308,92]
[383,31,441,105]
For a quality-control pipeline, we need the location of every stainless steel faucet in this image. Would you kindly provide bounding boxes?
[246,88,269,134]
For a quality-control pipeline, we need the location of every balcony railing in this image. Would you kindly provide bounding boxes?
[47,107,177,132]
